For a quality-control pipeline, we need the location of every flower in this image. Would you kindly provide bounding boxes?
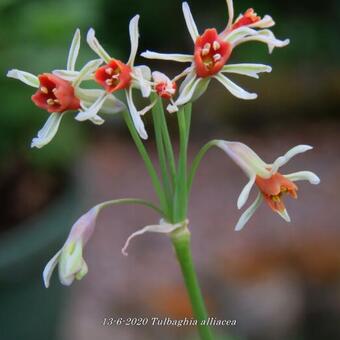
[142,0,289,111]
[151,71,179,112]
[82,15,154,140]
[7,29,125,148]
[217,141,320,231]
[43,206,100,287]
[31,73,80,113]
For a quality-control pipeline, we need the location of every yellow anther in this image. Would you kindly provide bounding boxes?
[40,86,48,94]
[105,79,113,86]
[271,195,281,202]
[47,98,55,105]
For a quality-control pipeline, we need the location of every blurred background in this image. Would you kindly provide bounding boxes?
[0,0,339,339]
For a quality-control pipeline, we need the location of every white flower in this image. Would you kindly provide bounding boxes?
[43,206,100,287]
[82,15,154,140]
[7,29,125,148]
[152,71,179,112]
[142,1,289,111]
[217,141,320,231]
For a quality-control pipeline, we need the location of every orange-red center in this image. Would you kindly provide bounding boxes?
[31,73,80,113]
[95,59,132,93]
[194,28,232,78]
[256,172,298,212]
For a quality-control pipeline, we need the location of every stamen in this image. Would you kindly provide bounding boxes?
[105,79,113,86]
[40,86,48,94]
[47,98,55,105]
[271,195,281,202]
[213,41,220,51]
[54,99,59,104]
[105,67,113,75]
[52,88,57,94]
[203,43,211,51]
[201,48,210,56]
[213,54,221,62]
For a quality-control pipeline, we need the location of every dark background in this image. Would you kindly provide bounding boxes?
[0,0,339,339]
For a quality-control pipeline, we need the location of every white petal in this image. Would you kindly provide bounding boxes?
[235,193,262,231]
[214,73,257,100]
[89,114,105,125]
[234,29,290,54]
[67,28,81,71]
[59,241,84,284]
[166,103,179,113]
[270,145,313,174]
[175,76,202,106]
[182,2,199,41]
[139,100,156,116]
[72,59,103,88]
[125,88,148,140]
[75,92,107,121]
[216,140,270,178]
[237,176,256,209]
[222,26,258,44]
[141,50,193,63]
[284,171,320,185]
[86,28,111,63]
[132,65,152,97]
[43,249,62,288]
[52,70,83,81]
[7,69,39,88]
[249,15,275,29]
[277,209,291,222]
[226,0,234,29]
[221,63,272,79]
[122,220,186,255]
[77,88,126,114]
[127,15,140,66]
[152,71,171,83]
[31,113,63,149]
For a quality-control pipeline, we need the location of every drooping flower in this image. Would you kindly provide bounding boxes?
[43,206,100,287]
[7,29,125,148]
[81,15,154,140]
[217,141,320,231]
[142,0,289,111]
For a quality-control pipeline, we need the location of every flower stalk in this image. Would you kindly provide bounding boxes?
[171,227,214,340]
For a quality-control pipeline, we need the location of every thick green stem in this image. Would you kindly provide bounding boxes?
[171,227,214,340]
[122,110,169,218]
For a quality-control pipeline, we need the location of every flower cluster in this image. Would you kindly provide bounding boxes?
[7,0,320,289]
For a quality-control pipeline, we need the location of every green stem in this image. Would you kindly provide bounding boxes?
[173,104,191,221]
[151,98,173,213]
[171,227,214,340]
[157,98,177,183]
[187,140,219,194]
[122,110,168,218]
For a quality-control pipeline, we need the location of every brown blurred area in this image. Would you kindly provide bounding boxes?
[1,0,340,339]
[59,118,339,340]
